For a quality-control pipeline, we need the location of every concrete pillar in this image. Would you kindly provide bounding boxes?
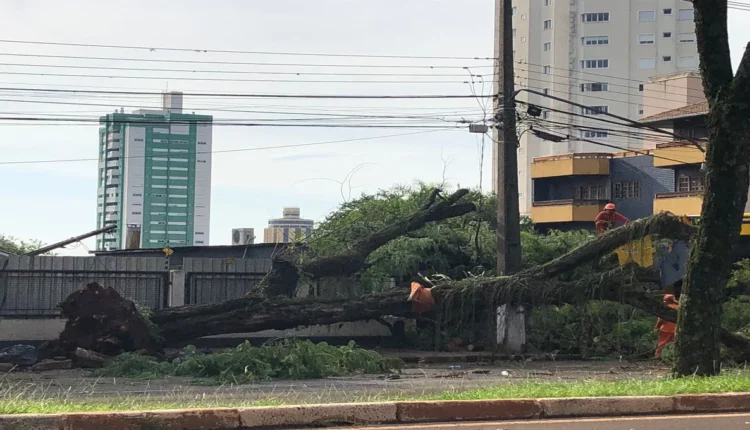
[169,270,185,307]
[496,304,526,354]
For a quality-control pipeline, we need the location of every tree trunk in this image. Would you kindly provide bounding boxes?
[154,264,660,345]
[674,1,750,376]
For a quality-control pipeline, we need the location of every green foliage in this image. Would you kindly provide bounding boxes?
[521,230,593,268]
[727,260,750,290]
[722,295,750,335]
[0,234,46,255]
[529,302,657,358]
[96,340,403,384]
[304,182,595,291]
[133,302,164,345]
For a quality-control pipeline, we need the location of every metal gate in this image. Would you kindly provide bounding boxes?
[185,272,265,305]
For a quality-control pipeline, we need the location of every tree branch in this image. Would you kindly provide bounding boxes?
[520,212,696,279]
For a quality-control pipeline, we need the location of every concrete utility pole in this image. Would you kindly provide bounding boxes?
[495,0,522,275]
[493,0,525,355]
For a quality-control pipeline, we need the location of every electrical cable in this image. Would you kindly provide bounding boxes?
[0,128,461,165]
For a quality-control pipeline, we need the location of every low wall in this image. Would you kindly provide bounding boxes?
[0,318,407,346]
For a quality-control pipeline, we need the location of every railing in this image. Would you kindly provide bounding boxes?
[654,191,702,199]
[532,153,613,163]
[532,199,608,207]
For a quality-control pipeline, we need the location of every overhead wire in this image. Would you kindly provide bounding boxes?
[0,52,495,70]
[0,39,496,61]
[0,128,462,165]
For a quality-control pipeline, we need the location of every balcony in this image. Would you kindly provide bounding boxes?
[653,192,703,216]
[531,153,611,179]
[531,199,608,223]
[652,142,706,168]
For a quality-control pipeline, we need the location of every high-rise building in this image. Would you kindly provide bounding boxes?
[263,207,314,243]
[492,0,699,214]
[95,92,213,250]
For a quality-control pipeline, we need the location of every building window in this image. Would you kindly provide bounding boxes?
[637,57,656,69]
[638,84,644,91]
[544,0,551,5]
[638,104,644,115]
[543,65,552,74]
[520,36,527,43]
[638,34,655,44]
[663,32,672,38]
[679,32,696,43]
[574,184,607,200]
[581,82,609,92]
[678,9,694,21]
[513,28,517,38]
[581,12,609,22]
[663,8,673,15]
[582,130,608,138]
[542,110,550,119]
[581,106,609,115]
[544,20,552,30]
[543,42,552,51]
[542,88,550,95]
[663,55,672,62]
[582,35,609,45]
[677,175,705,192]
[521,13,527,20]
[512,6,516,15]
[638,10,656,22]
[581,59,609,69]
[614,181,642,200]
[678,56,697,68]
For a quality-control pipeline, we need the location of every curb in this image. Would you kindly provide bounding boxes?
[2,393,750,429]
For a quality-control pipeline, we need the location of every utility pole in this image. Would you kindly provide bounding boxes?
[492,0,524,356]
[495,0,522,275]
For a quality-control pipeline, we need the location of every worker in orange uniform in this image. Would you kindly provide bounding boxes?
[655,294,680,358]
[594,203,630,234]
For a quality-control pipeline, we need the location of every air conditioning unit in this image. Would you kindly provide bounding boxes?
[232,228,255,245]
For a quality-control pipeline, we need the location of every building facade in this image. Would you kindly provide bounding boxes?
[95,92,213,251]
[263,208,314,244]
[530,151,674,231]
[493,0,700,215]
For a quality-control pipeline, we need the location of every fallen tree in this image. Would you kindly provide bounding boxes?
[50,203,750,361]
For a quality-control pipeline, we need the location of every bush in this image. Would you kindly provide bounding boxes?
[96,340,403,384]
[528,302,657,358]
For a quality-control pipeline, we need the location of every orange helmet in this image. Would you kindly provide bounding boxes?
[604,203,616,210]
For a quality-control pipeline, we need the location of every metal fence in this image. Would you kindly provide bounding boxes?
[0,270,167,317]
[186,272,266,305]
[183,258,270,305]
[0,256,169,317]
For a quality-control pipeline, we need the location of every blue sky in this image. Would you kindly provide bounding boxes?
[0,1,748,255]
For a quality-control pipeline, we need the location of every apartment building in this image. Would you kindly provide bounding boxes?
[95,92,213,251]
[530,151,673,231]
[493,0,700,215]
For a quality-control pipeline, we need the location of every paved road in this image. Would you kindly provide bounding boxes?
[328,413,750,429]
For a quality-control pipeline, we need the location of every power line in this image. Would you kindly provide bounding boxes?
[0,52,495,70]
[0,39,495,61]
[0,70,477,85]
[0,86,495,99]
[0,128,460,165]
[0,61,482,77]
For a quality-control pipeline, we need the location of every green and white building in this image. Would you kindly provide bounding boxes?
[95,92,213,250]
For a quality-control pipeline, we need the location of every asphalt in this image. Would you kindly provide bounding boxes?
[326,413,750,429]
